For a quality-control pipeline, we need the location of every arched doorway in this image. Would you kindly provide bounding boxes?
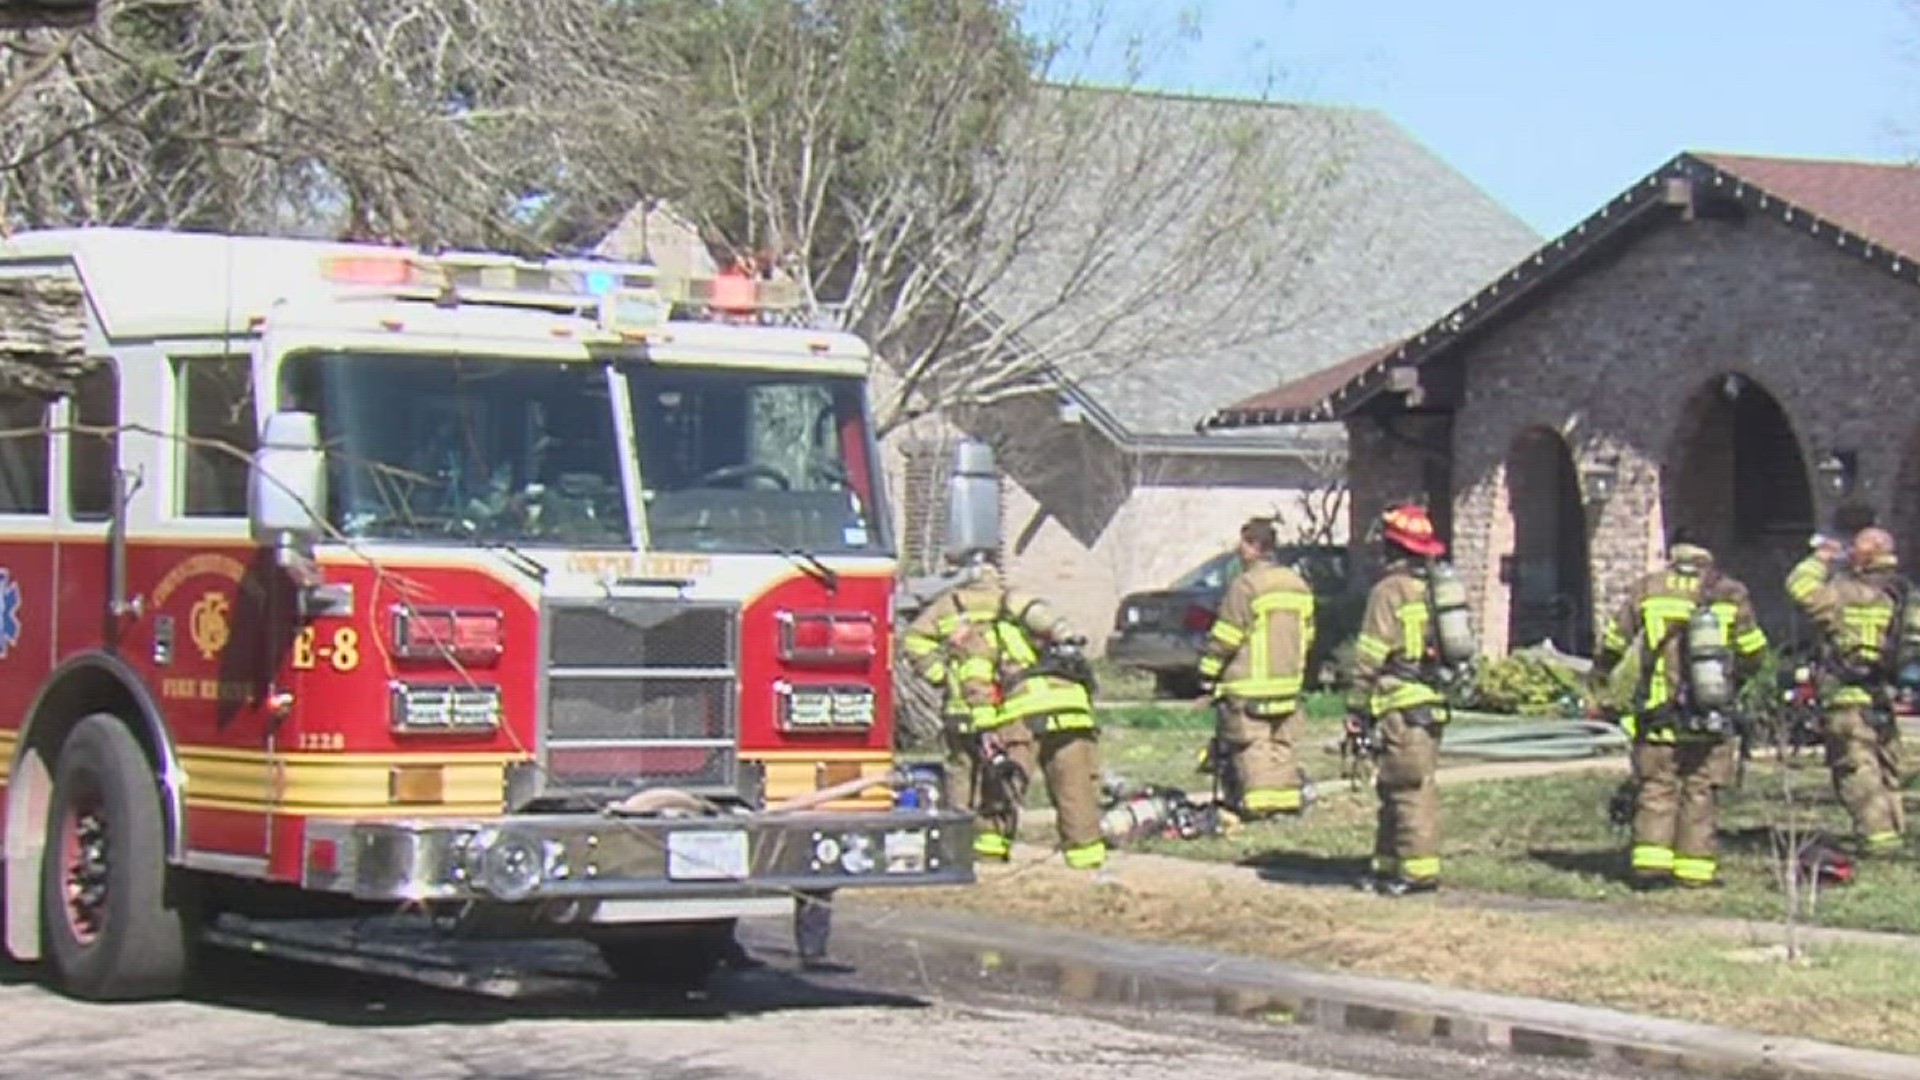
[1663,372,1814,642]
[1503,428,1592,654]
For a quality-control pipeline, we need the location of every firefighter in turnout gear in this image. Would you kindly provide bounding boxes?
[900,563,995,814]
[1785,526,1909,856]
[946,558,1107,870]
[1596,531,1767,890]
[1197,518,1317,818]
[1349,503,1470,896]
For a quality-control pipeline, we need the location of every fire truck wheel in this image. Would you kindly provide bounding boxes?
[41,714,194,1001]
[595,919,736,989]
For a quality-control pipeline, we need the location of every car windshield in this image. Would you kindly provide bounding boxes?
[282,352,628,546]
[624,366,886,554]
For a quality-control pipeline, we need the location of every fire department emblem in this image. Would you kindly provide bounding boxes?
[0,568,19,660]
[189,590,231,661]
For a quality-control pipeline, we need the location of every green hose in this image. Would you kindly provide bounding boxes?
[1433,715,1629,760]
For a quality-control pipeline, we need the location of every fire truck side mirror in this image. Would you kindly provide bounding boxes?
[941,438,1001,564]
[250,410,326,553]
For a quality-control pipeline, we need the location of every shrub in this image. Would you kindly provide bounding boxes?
[1468,652,1589,716]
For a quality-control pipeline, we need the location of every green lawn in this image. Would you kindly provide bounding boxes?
[1112,746,1920,936]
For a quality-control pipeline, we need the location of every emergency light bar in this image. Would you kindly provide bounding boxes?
[314,249,807,331]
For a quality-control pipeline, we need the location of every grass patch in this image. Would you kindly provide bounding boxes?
[850,862,1920,1055]
[1107,748,1920,936]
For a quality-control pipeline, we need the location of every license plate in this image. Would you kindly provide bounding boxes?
[667,830,750,881]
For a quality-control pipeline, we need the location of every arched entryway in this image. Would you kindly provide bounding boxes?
[1663,372,1814,642]
[1502,427,1593,654]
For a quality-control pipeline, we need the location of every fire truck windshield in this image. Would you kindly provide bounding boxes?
[283,352,630,547]
[625,366,886,555]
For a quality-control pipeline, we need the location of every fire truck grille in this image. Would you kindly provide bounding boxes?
[540,600,739,799]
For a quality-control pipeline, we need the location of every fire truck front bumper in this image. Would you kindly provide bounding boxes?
[300,809,977,908]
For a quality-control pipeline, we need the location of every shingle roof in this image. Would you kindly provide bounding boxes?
[1698,152,1920,260]
[1201,151,1920,429]
[980,89,1538,438]
[1211,342,1399,425]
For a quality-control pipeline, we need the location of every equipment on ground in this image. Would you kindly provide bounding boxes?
[1097,779,1234,845]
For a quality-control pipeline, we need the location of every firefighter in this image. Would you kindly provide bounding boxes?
[900,565,994,814]
[950,556,1107,871]
[1349,503,1469,896]
[1596,530,1767,890]
[1785,526,1908,857]
[1196,517,1317,818]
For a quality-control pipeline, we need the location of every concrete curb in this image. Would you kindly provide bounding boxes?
[850,904,1920,1080]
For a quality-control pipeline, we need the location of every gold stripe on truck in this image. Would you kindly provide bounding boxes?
[745,753,897,811]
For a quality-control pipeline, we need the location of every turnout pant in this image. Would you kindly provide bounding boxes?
[1824,708,1905,853]
[940,721,982,813]
[1630,737,1732,886]
[1371,711,1442,883]
[1220,702,1306,815]
[976,721,1106,869]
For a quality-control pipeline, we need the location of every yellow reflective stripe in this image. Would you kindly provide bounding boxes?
[1243,788,1302,811]
[974,833,1011,859]
[1041,712,1097,732]
[1601,623,1629,651]
[1866,832,1903,852]
[999,681,1093,721]
[1063,841,1107,869]
[1208,621,1246,647]
[1356,634,1391,662]
[1735,629,1767,654]
[903,635,941,657]
[922,660,949,683]
[1673,856,1716,883]
[1197,656,1225,677]
[1396,602,1429,657]
[1399,856,1440,881]
[1620,713,1639,740]
[1631,844,1674,871]
[969,704,999,728]
[1249,590,1313,689]
[996,621,1039,667]
[1831,687,1875,706]
[956,657,994,680]
[1787,558,1826,601]
[1372,683,1443,714]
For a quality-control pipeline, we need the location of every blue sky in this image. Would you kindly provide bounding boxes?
[1019,0,1918,237]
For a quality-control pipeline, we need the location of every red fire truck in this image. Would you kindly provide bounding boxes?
[0,228,980,1000]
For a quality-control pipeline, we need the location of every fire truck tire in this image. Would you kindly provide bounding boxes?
[41,714,195,1001]
[594,919,735,989]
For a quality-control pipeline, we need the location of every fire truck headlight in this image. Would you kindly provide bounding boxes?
[459,828,547,902]
[391,682,502,734]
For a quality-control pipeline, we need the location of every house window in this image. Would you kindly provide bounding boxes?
[69,364,117,520]
[0,395,48,514]
[177,357,257,517]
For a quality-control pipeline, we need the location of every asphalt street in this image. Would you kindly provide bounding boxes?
[0,917,1690,1080]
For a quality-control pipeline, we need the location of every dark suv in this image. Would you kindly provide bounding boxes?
[1105,544,1361,699]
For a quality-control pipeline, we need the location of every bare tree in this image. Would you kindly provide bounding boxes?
[665,0,1355,435]
[0,0,687,249]
[1284,440,1349,546]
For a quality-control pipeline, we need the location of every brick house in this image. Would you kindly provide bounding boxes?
[890,91,1538,649]
[1203,151,1920,658]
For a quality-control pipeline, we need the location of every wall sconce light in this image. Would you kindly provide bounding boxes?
[1817,449,1857,496]
[1581,454,1620,507]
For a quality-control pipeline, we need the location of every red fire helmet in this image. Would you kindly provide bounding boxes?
[1381,503,1446,557]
